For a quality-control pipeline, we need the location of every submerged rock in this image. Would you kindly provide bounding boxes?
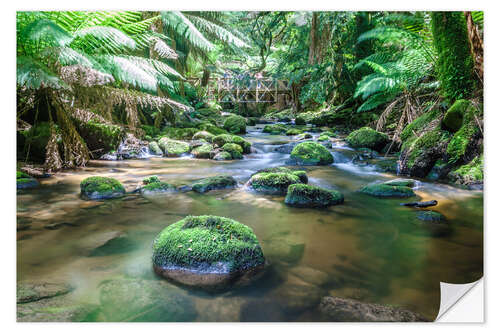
[191,175,237,193]
[247,169,307,195]
[285,184,344,208]
[413,211,450,236]
[152,215,266,291]
[345,127,389,152]
[158,137,190,157]
[360,183,415,198]
[17,282,74,304]
[290,142,334,166]
[80,176,125,200]
[99,279,196,321]
[17,171,39,190]
[319,296,429,322]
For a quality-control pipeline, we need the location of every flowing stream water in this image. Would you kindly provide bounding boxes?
[17,124,483,321]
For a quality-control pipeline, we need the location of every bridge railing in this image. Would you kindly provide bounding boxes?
[186,77,290,103]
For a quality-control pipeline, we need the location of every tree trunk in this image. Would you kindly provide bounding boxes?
[464,11,484,84]
[308,12,319,65]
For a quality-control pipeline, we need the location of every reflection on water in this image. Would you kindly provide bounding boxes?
[17,126,483,321]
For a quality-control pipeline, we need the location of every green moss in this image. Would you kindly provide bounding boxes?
[143,175,160,184]
[416,211,446,222]
[223,115,246,134]
[345,127,389,152]
[158,137,190,157]
[222,143,243,159]
[360,184,415,198]
[383,179,416,187]
[16,172,39,189]
[431,12,475,101]
[449,155,483,183]
[78,121,125,154]
[21,122,55,162]
[141,125,161,139]
[442,100,469,132]
[290,142,334,165]
[400,108,442,142]
[213,151,232,160]
[252,167,308,184]
[197,123,228,135]
[263,124,286,134]
[286,128,303,136]
[212,134,233,147]
[142,181,176,194]
[403,129,450,169]
[295,116,306,125]
[297,133,312,140]
[446,104,481,164]
[191,176,237,193]
[80,176,125,200]
[192,131,215,142]
[248,172,303,195]
[152,215,265,272]
[17,171,30,179]
[372,158,398,173]
[148,141,163,155]
[317,135,329,141]
[285,184,344,207]
[230,136,252,154]
[191,144,213,159]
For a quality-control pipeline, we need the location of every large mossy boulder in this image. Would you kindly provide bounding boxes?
[263,124,286,134]
[148,141,163,155]
[345,127,389,152]
[295,116,306,125]
[447,155,483,186]
[285,184,344,208]
[222,143,243,159]
[99,279,196,321]
[77,120,125,158]
[360,183,415,198]
[442,99,469,132]
[213,151,233,161]
[17,171,39,190]
[191,175,237,193]
[213,134,251,154]
[223,115,246,134]
[152,215,266,290]
[80,176,125,200]
[290,142,333,166]
[192,131,214,142]
[158,137,190,157]
[247,169,307,195]
[191,143,213,159]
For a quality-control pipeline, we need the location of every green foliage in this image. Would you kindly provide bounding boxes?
[290,142,334,165]
[152,215,265,272]
[431,12,474,101]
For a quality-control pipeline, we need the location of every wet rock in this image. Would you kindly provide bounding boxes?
[247,169,306,195]
[17,171,39,190]
[17,293,99,322]
[401,200,438,208]
[223,115,246,134]
[263,124,287,134]
[289,142,334,166]
[80,176,125,200]
[286,128,303,136]
[192,130,215,142]
[383,178,416,187]
[285,184,344,208]
[158,137,190,157]
[222,143,243,159]
[99,279,196,321]
[360,183,415,198]
[213,151,233,160]
[265,238,305,265]
[77,230,127,256]
[140,181,176,195]
[148,141,163,155]
[319,296,429,322]
[275,283,323,314]
[274,142,298,154]
[17,282,74,303]
[345,127,389,152]
[177,185,192,192]
[191,143,214,159]
[288,266,329,286]
[152,215,266,291]
[88,233,139,257]
[191,175,237,193]
[412,211,450,236]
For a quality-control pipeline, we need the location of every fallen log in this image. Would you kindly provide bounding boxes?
[400,200,438,208]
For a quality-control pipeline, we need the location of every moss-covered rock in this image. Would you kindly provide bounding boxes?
[295,116,306,125]
[297,133,313,140]
[161,127,199,140]
[152,215,266,290]
[371,158,399,173]
[317,135,329,141]
[17,171,39,190]
[158,137,190,157]
[191,176,237,193]
[383,179,416,187]
[191,143,214,159]
[412,211,450,237]
[230,136,252,154]
[290,142,333,165]
[247,171,305,195]
[213,151,233,161]
[286,128,303,136]
[263,124,287,134]
[285,184,344,208]
[360,184,415,198]
[223,115,246,134]
[141,181,176,195]
[192,131,215,142]
[77,121,125,158]
[345,127,389,152]
[197,123,228,136]
[148,141,163,155]
[80,176,125,200]
[222,143,243,159]
[448,155,483,186]
[143,175,160,184]
[251,167,308,184]
[446,102,482,165]
[442,99,469,132]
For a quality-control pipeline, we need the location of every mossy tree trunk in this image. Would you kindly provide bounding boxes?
[431,12,475,102]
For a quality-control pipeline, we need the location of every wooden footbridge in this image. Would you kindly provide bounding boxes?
[187,77,292,104]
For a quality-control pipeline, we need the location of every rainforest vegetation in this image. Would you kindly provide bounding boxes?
[16,11,484,322]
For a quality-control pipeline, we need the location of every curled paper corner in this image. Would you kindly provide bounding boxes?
[436,278,483,322]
